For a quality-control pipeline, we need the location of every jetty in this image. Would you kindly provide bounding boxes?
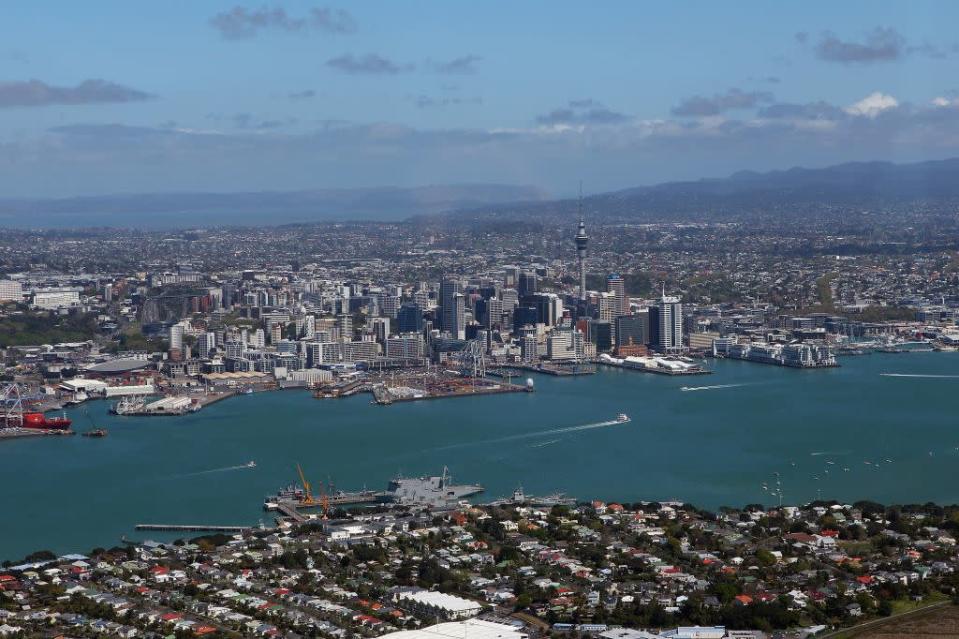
[134,523,251,533]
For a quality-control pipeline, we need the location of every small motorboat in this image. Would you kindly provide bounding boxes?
[82,428,108,438]
[615,413,630,423]
[246,460,256,468]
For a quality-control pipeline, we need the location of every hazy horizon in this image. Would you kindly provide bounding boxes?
[3,1,959,199]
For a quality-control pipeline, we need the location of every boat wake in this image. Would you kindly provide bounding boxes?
[431,416,630,452]
[530,439,561,448]
[680,383,749,392]
[810,451,850,457]
[168,462,256,479]
[880,373,959,379]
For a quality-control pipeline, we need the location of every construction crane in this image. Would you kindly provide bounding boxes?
[295,463,316,506]
[295,463,330,518]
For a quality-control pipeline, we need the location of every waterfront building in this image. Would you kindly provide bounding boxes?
[386,334,425,359]
[650,288,683,352]
[687,331,720,352]
[547,328,586,361]
[520,332,539,362]
[307,340,381,365]
[723,341,837,368]
[587,319,613,353]
[615,312,649,350]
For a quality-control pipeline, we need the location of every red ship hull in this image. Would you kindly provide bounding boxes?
[21,412,72,430]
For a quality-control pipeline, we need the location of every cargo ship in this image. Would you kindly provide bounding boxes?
[7,412,73,430]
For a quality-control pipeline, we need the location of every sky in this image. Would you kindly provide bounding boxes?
[2,1,959,198]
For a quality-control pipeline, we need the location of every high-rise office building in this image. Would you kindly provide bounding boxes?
[197,332,216,358]
[615,312,649,349]
[397,303,424,334]
[440,278,465,338]
[607,273,626,316]
[449,292,466,339]
[168,323,184,351]
[518,271,538,298]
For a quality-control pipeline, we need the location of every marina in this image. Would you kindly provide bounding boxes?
[1,352,959,561]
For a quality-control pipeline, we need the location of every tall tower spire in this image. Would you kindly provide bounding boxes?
[574,183,589,301]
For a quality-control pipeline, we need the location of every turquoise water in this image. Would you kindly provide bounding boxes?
[2,352,958,561]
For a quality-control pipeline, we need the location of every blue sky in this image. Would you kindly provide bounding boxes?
[2,1,959,197]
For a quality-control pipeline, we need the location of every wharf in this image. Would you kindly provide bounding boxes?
[135,523,250,533]
[596,359,711,376]
[495,363,596,376]
[313,380,368,400]
[0,428,75,440]
[372,380,526,405]
[301,490,387,507]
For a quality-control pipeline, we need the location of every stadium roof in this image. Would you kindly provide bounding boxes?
[384,619,527,639]
[84,358,152,374]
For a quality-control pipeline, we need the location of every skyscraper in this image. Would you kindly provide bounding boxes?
[518,271,538,298]
[397,303,424,334]
[653,286,683,352]
[449,292,466,340]
[440,278,465,339]
[607,273,626,317]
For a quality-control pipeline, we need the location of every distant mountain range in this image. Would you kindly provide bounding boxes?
[0,184,549,229]
[2,157,959,229]
[422,157,959,226]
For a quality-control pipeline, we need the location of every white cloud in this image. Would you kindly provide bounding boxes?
[932,96,959,108]
[844,92,899,117]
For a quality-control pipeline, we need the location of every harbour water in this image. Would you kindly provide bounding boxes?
[2,352,958,561]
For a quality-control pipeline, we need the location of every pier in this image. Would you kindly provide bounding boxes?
[0,428,75,440]
[135,523,251,533]
[493,363,596,376]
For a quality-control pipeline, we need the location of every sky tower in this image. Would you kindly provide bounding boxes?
[574,189,588,300]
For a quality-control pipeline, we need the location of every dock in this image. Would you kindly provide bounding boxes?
[274,502,307,523]
[135,523,251,533]
[371,378,526,405]
[0,428,75,440]
[493,363,596,376]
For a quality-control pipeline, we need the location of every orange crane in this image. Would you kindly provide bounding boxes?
[295,463,316,506]
[295,463,330,518]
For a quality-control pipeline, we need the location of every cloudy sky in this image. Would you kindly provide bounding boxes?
[2,1,959,197]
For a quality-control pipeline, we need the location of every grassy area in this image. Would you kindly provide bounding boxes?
[0,311,97,347]
[889,591,949,615]
[105,321,165,353]
[816,272,838,311]
[832,595,953,638]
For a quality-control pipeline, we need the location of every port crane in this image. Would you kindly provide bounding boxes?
[295,463,330,518]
